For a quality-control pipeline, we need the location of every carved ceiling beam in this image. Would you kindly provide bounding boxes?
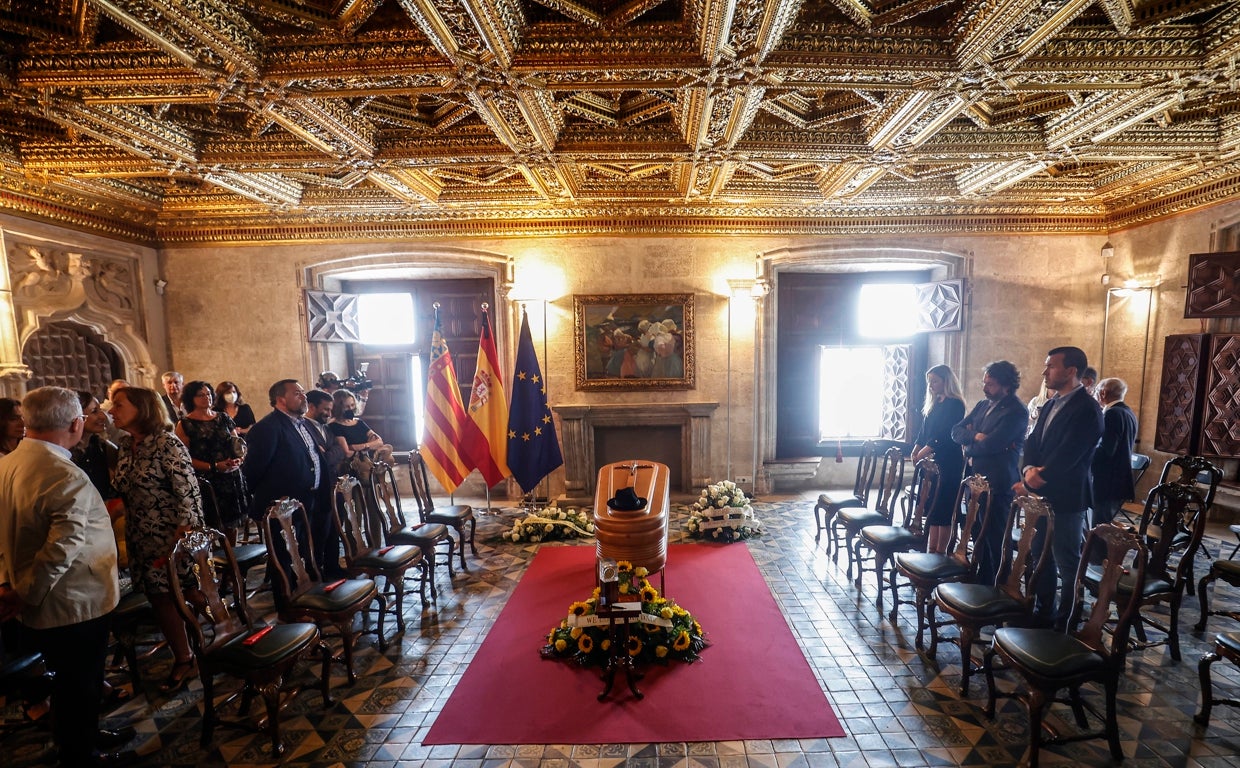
[697,0,739,62]
[396,0,485,60]
[253,0,386,35]
[951,0,1053,68]
[873,0,957,27]
[1045,87,1181,149]
[980,0,1095,69]
[20,141,161,175]
[87,0,263,77]
[366,168,443,203]
[1094,0,1134,35]
[266,98,377,158]
[199,169,302,207]
[17,47,213,90]
[1202,3,1240,67]
[42,100,199,162]
[50,175,163,208]
[863,90,937,149]
[821,0,873,30]
[956,159,1046,195]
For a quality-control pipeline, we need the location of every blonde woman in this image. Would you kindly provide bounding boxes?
[911,365,966,553]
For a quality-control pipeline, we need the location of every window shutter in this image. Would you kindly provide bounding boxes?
[305,290,360,343]
[915,278,964,332]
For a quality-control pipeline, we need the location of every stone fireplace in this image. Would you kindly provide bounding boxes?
[553,402,718,505]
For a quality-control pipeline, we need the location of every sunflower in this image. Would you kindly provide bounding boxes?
[627,635,643,657]
[673,630,691,651]
[578,633,594,654]
[617,560,633,573]
[692,620,702,636]
[569,601,590,616]
[640,583,658,602]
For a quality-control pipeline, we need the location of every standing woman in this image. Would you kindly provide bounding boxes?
[176,381,248,543]
[111,386,204,694]
[0,397,24,456]
[214,380,256,436]
[911,365,966,554]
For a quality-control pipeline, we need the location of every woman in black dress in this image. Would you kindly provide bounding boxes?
[912,364,966,554]
[328,388,392,477]
[175,380,248,542]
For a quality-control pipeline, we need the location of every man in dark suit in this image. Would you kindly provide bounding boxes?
[160,370,185,421]
[304,389,346,576]
[243,378,321,523]
[1016,346,1104,630]
[951,360,1029,585]
[1090,377,1138,526]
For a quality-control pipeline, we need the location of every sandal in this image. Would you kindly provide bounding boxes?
[159,658,196,694]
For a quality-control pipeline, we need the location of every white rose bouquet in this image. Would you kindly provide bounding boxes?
[686,480,760,542]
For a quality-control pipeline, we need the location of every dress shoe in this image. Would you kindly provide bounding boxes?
[97,725,137,749]
[92,748,140,767]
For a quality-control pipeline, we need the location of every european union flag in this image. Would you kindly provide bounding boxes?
[506,309,563,493]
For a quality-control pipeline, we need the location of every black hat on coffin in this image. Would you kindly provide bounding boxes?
[607,486,647,512]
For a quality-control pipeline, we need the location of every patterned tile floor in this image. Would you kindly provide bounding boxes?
[5,491,1240,767]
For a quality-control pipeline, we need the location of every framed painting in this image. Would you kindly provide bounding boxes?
[573,293,695,391]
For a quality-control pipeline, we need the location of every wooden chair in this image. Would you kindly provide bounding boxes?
[1194,558,1240,633]
[263,498,386,683]
[856,457,939,616]
[933,495,1053,694]
[983,524,1146,768]
[1195,631,1240,727]
[200,477,267,607]
[889,474,993,655]
[370,460,454,596]
[408,450,476,569]
[333,475,427,633]
[831,445,906,582]
[813,439,890,550]
[1083,482,1207,661]
[109,589,163,691]
[166,527,330,757]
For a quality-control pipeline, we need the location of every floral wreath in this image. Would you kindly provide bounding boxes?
[503,505,594,543]
[685,480,761,542]
[542,560,707,667]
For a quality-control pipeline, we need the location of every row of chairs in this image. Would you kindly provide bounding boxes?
[817,445,1234,766]
[106,451,475,758]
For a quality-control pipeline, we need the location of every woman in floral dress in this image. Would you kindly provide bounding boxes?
[175,380,247,543]
[112,386,204,694]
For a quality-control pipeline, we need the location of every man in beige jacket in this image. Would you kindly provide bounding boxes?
[0,386,132,766]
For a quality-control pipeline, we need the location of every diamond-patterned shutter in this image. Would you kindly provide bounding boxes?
[915,278,964,332]
[305,290,360,343]
[1201,333,1240,458]
[1153,334,1209,455]
[1185,252,1240,318]
[880,344,910,441]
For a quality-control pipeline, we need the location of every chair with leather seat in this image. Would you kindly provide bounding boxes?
[814,439,890,551]
[167,526,330,758]
[831,445,906,582]
[1195,631,1240,727]
[1083,482,1207,662]
[933,494,1053,694]
[890,474,993,655]
[263,498,386,683]
[333,474,427,633]
[110,588,164,691]
[408,450,476,569]
[200,477,267,606]
[856,457,939,616]
[1146,456,1221,594]
[370,460,454,597]
[983,523,1146,768]
[1195,558,1240,633]
[1114,453,1151,526]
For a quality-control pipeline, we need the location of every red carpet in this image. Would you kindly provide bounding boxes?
[424,543,845,745]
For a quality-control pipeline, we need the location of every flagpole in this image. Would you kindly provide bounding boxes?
[539,298,550,509]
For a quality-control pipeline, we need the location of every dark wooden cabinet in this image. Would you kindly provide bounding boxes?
[1154,332,1240,460]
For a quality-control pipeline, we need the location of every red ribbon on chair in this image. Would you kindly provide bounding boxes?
[323,578,347,592]
[243,625,275,646]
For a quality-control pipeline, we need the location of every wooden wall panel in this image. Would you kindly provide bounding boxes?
[1201,333,1240,459]
[1153,333,1210,455]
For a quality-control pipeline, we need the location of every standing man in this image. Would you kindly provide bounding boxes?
[1016,346,1104,631]
[304,389,346,576]
[951,360,1029,585]
[1081,366,1099,397]
[160,370,186,421]
[243,379,321,522]
[1090,377,1138,526]
[0,387,132,767]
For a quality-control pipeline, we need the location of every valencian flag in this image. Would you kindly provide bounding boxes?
[463,306,511,486]
[506,308,563,493]
[420,305,477,494]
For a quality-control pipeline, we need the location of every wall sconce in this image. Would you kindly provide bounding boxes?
[1099,240,1114,286]
[153,278,168,296]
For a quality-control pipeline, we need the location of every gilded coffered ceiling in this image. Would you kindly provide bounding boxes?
[0,0,1238,243]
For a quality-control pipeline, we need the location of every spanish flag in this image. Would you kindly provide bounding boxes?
[420,307,475,494]
[463,306,511,486]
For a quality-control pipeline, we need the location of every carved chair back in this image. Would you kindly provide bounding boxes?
[167,527,252,654]
[263,498,321,603]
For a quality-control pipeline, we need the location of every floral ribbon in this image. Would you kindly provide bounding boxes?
[694,505,761,531]
[567,611,674,629]
[516,514,594,538]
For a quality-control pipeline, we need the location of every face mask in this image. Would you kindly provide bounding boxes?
[343,409,356,420]
[222,392,238,404]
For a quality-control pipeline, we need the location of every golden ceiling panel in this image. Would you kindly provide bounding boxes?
[0,0,1237,242]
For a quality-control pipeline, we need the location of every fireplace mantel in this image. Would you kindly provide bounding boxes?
[554,402,719,504]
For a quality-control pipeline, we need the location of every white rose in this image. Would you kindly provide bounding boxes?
[714,499,725,508]
[545,523,555,532]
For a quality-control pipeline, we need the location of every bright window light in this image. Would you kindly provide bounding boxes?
[858,283,917,338]
[818,346,885,440]
[357,293,415,345]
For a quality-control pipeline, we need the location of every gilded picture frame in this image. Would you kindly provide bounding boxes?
[573,293,695,391]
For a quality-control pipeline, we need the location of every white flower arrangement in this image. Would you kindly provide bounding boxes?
[686,480,760,542]
[503,505,595,543]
